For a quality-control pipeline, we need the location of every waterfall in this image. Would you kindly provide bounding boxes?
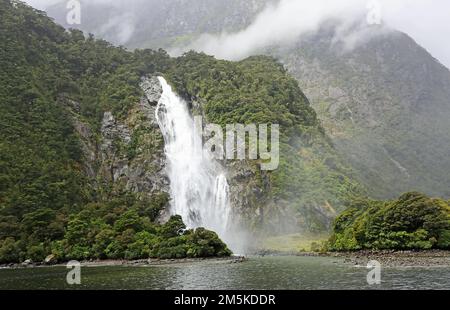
[155,76,232,243]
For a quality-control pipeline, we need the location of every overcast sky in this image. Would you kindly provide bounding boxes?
[24,0,450,68]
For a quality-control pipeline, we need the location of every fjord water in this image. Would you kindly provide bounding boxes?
[155,77,232,243]
[1,256,450,290]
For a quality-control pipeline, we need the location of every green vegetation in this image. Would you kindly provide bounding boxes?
[0,210,231,263]
[0,0,448,263]
[328,192,450,251]
[0,0,231,263]
[0,1,369,264]
[168,52,318,131]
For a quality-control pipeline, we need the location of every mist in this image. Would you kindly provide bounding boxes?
[180,0,450,64]
[177,0,369,60]
[24,0,450,68]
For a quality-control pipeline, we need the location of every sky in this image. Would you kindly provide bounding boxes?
[23,0,450,68]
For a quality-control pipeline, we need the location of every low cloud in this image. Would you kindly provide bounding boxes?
[23,0,58,9]
[23,0,450,68]
[178,0,450,65]
[176,0,367,60]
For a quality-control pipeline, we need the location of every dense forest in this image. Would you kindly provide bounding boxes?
[0,0,232,263]
[328,192,450,251]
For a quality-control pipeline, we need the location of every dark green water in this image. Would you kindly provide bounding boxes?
[1,256,449,290]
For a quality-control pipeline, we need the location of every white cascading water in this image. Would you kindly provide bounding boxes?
[155,76,232,243]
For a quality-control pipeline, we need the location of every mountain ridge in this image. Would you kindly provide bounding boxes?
[40,0,450,199]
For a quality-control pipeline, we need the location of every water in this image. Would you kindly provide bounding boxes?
[155,77,232,243]
[1,256,449,290]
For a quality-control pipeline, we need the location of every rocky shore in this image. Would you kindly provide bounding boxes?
[254,249,450,268]
[3,250,450,269]
[329,250,450,268]
[0,256,248,269]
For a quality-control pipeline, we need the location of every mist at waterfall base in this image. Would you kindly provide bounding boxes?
[155,77,247,253]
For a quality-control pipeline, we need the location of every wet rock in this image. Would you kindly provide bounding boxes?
[44,254,57,265]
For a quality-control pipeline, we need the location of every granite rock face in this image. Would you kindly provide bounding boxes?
[63,77,170,217]
[100,77,169,198]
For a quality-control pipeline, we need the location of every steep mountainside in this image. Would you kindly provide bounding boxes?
[0,0,230,262]
[275,25,450,198]
[43,0,450,199]
[165,52,365,233]
[0,0,363,262]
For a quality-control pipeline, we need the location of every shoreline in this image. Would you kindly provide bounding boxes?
[329,249,450,268]
[0,256,247,270]
[2,250,450,269]
[257,249,450,268]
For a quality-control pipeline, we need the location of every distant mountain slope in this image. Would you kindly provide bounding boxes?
[275,25,450,198]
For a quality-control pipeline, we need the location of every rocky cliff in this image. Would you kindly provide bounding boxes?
[60,76,171,221]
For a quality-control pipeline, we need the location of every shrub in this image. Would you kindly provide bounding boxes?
[437,230,450,249]
[159,215,186,239]
[66,245,92,261]
[186,228,232,258]
[329,193,450,251]
[92,228,115,259]
[151,236,188,259]
[0,238,21,264]
[114,210,143,232]
[26,243,46,262]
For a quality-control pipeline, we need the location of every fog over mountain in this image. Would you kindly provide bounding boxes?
[25,0,450,68]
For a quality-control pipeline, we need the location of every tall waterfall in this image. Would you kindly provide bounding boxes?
[155,76,232,243]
